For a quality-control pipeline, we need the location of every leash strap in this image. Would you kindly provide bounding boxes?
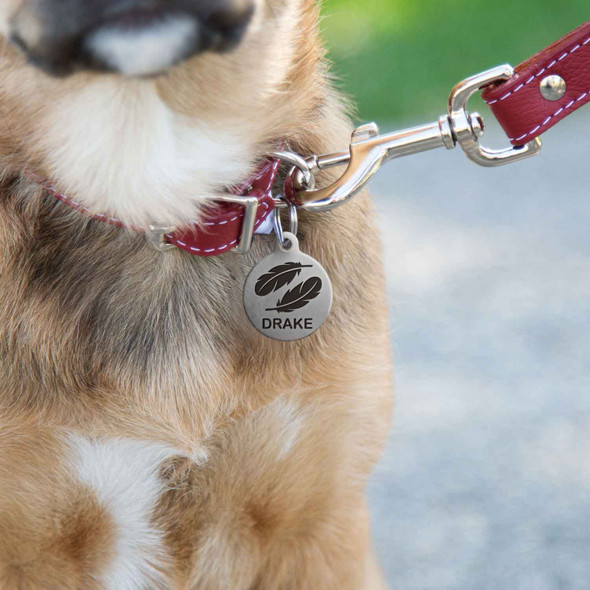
[482,20,590,145]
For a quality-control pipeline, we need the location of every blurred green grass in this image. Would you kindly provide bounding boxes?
[321,0,589,122]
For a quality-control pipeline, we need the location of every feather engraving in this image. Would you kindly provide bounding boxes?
[265,277,323,313]
[255,262,312,296]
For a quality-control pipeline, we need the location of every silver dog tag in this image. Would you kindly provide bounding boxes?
[243,232,332,341]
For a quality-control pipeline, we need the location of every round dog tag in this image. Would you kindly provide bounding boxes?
[243,232,332,341]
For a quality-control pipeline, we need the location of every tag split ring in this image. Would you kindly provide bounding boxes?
[273,201,298,248]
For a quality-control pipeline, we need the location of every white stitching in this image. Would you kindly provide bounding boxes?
[173,237,239,253]
[485,33,590,104]
[169,199,272,253]
[508,88,590,141]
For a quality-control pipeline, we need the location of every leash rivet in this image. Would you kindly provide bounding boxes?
[539,75,566,101]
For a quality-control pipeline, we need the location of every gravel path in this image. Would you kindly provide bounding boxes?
[368,110,590,589]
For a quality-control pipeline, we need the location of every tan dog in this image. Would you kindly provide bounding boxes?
[0,0,392,587]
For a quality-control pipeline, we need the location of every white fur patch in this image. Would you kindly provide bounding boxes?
[41,80,253,227]
[67,435,179,590]
[87,16,198,77]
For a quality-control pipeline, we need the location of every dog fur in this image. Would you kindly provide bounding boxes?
[0,0,393,587]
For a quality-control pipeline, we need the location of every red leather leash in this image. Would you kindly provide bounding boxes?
[482,20,590,145]
[283,19,590,209]
[37,157,280,257]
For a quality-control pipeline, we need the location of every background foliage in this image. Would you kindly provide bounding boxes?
[321,0,589,122]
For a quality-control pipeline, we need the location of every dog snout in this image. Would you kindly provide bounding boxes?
[9,0,254,76]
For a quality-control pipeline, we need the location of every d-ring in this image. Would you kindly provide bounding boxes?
[273,201,298,247]
[270,151,316,207]
[270,151,314,188]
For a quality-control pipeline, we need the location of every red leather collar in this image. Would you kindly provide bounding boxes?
[482,20,590,145]
[35,157,280,257]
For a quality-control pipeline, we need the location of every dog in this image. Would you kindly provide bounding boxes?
[0,0,393,587]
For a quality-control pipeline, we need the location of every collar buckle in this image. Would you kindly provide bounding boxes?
[213,194,259,254]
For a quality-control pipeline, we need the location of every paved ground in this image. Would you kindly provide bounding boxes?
[368,110,590,589]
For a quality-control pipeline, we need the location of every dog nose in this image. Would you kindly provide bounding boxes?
[10,0,254,76]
